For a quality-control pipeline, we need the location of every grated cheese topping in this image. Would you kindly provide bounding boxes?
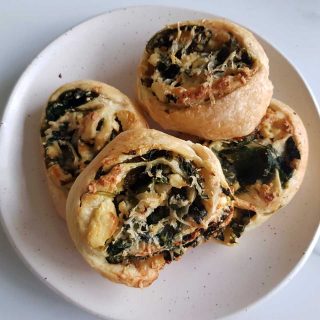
[41,88,130,189]
[141,24,255,108]
[79,150,233,265]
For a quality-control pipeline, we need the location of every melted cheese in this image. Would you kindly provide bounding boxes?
[87,199,118,249]
[208,105,297,218]
[169,174,187,188]
[79,152,221,264]
[144,25,255,107]
[46,141,61,159]
[42,93,134,188]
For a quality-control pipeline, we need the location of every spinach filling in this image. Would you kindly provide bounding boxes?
[147,206,170,225]
[142,24,254,104]
[46,89,99,122]
[211,135,301,191]
[219,144,277,187]
[102,150,212,265]
[41,88,124,181]
[223,209,256,244]
[277,137,301,186]
[200,211,232,241]
[207,133,300,244]
[123,149,173,163]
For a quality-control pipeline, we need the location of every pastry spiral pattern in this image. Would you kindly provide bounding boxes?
[137,19,273,139]
[41,80,147,218]
[206,99,308,243]
[66,129,233,287]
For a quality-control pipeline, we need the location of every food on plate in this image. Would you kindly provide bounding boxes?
[40,80,147,219]
[66,128,233,287]
[206,99,308,243]
[137,19,273,139]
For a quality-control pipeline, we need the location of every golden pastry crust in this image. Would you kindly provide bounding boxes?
[137,19,273,139]
[66,128,233,287]
[207,99,308,242]
[40,80,147,219]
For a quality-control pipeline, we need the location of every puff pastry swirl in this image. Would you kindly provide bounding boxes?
[40,80,147,219]
[206,99,308,243]
[137,19,273,139]
[66,128,233,287]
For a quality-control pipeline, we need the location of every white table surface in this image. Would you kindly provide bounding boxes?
[0,0,319,319]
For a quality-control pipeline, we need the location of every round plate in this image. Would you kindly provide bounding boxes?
[0,6,319,320]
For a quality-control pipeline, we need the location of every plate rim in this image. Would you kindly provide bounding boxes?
[0,5,320,320]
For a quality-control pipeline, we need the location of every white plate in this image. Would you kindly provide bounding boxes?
[0,6,319,320]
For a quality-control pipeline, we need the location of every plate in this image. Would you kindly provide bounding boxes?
[0,6,320,320]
